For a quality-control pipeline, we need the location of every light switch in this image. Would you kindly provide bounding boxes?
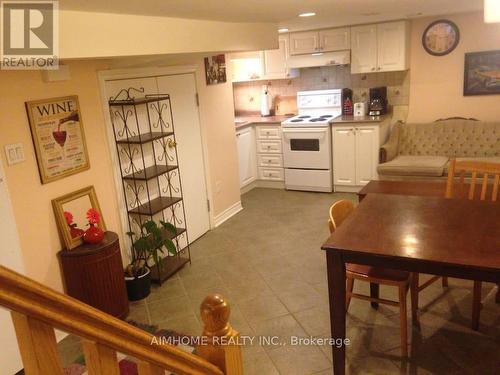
[4,143,25,165]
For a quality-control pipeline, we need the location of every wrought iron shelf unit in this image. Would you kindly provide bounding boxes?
[123,165,178,181]
[108,87,191,285]
[115,131,174,145]
[127,196,182,216]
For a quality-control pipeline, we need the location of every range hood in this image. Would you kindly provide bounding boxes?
[287,50,350,69]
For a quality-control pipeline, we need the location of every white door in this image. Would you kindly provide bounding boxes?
[377,21,408,72]
[104,73,210,243]
[263,37,287,77]
[289,31,319,55]
[0,159,26,374]
[236,127,257,187]
[355,126,379,185]
[332,127,356,186]
[319,27,351,52]
[350,24,378,74]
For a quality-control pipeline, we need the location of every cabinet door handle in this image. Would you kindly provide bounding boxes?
[371,67,376,71]
[377,67,381,71]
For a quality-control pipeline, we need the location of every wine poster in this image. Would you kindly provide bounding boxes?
[26,95,90,184]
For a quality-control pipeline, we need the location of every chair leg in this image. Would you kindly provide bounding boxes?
[410,273,419,326]
[346,278,354,311]
[442,277,449,287]
[398,284,408,358]
[370,282,379,309]
[471,281,482,331]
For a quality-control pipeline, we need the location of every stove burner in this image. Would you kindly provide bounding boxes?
[320,115,333,118]
[310,118,327,122]
[290,119,304,122]
[298,115,311,119]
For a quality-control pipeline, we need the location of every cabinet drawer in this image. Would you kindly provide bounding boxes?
[257,154,283,167]
[256,139,282,153]
[258,167,284,181]
[256,126,281,140]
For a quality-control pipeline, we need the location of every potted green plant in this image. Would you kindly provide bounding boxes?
[124,220,177,301]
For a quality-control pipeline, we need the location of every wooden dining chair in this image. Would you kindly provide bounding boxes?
[444,158,500,330]
[328,200,414,357]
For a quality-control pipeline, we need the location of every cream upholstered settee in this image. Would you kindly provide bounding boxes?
[377,119,500,180]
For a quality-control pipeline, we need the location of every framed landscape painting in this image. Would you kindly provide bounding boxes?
[464,50,500,96]
[26,95,90,184]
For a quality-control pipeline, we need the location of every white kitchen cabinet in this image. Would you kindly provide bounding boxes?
[377,21,409,72]
[289,31,319,55]
[290,27,350,55]
[350,25,378,73]
[332,127,356,186]
[351,21,409,74]
[319,28,351,52]
[236,126,257,188]
[332,124,382,191]
[354,126,378,185]
[230,36,299,82]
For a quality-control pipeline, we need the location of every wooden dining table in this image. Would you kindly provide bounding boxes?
[321,193,500,375]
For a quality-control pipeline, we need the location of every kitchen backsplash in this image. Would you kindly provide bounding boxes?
[233,65,410,114]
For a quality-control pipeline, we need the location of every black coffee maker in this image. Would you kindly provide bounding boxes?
[368,87,388,116]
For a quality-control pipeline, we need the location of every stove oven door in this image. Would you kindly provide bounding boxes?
[282,127,331,169]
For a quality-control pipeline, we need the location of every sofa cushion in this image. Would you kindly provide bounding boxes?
[378,155,449,177]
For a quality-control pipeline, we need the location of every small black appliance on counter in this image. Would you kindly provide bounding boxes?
[368,86,387,116]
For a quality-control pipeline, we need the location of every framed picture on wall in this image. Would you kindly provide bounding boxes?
[464,50,500,96]
[25,95,90,184]
[204,54,227,85]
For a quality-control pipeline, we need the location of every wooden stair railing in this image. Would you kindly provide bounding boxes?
[0,265,243,375]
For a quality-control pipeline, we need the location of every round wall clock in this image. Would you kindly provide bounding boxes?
[422,19,460,56]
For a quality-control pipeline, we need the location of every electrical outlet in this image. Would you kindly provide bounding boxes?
[4,143,25,165]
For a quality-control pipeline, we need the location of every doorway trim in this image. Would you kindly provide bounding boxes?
[97,66,215,254]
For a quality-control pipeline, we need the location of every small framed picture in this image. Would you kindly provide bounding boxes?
[464,50,500,96]
[204,54,227,85]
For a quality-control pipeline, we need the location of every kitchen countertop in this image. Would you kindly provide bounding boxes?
[235,114,294,129]
[331,114,387,123]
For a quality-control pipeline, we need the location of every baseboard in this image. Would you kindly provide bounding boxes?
[213,201,243,227]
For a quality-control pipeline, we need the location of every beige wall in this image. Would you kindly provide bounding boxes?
[0,60,124,291]
[0,56,240,291]
[408,12,500,122]
[60,10,277,59]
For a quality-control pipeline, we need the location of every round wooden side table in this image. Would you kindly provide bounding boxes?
[58,231,129,319]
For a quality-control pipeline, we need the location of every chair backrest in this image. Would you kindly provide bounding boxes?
[445,159,500,202]
[328,200,355,234]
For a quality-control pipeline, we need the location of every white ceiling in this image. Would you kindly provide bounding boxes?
[60,0,483,31]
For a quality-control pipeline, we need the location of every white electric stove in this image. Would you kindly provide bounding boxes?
[281,89,342,192]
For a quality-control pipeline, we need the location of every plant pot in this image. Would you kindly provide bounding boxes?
[125,268,151,301]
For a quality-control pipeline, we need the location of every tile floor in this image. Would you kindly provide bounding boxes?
[61,188,500,374]
[128,188,500,374]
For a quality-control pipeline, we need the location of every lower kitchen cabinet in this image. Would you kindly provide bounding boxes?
[236,126,257,188]
[236,123,284,190]
[332,124,385,191]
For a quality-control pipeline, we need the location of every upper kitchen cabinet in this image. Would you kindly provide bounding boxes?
[290,27,350,55]
[351,21,410,74]
[230,35,299,82]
